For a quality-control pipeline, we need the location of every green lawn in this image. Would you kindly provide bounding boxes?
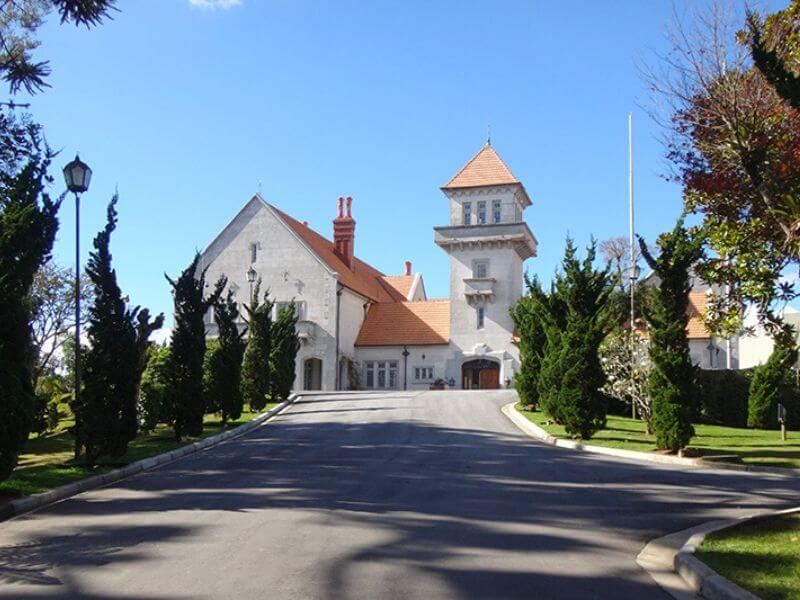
[696,512,800,600]
[515,404,800,469]
[0,403,277,498]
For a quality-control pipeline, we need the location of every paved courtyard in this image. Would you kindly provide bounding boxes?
[1,390,799,599]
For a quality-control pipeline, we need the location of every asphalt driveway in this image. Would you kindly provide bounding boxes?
[0,390,798,599]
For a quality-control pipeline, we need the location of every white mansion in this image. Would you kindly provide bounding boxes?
[198,144,537,391]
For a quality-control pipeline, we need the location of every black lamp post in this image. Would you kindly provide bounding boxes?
[246,266,257,305]
[63,154,92,412]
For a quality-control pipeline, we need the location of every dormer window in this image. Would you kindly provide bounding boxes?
[492,200,502,224]
[477,201,487,224]
[462,202,472,225]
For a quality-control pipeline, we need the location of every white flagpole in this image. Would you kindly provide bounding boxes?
[629,113,637,420]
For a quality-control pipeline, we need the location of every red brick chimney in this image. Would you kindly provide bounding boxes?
[333,196,356,270]
[405,261,412,276]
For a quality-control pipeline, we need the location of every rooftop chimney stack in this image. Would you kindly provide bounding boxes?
[333,196,356,270]
[405,261,412,276]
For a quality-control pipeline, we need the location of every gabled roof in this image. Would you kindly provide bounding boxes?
[443,144,520,189]
[268,202,398,303]
[379,275,416,300]
[355,299,450,346]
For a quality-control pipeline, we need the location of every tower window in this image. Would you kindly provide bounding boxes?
[462,202,472,225]
[249,242,258,263]
[492,200,502,224]
[477,307,485,329]
[477,201,487,224]
[473,260,489,279]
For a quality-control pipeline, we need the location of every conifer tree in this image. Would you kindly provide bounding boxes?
[166,254,225,440]
[241,282,273,412]
[639,219,704,452]
[554,239,613,439]
[533,279,568,423]
[748,328,798,429]
[511,275,548,408]
[204,290,246,423]
[271,301,300,402]
[75,197,162,467]
[0,146,59,481]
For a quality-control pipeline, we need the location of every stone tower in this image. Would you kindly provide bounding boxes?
[435,143,537,388]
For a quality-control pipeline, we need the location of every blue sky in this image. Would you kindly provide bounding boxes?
[26,0,781,327]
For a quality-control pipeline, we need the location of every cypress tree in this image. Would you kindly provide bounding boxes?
[271,301,300,402]
[533,279,568,423]
[214,290,245,423]
[166,254,226,440]
[639,218,704,452]
[241,283,273,412]
[0,147,59,481]
[76,197,162,467]
[554,239,613,439]
[748,329,798,429]
[511,275,548,408]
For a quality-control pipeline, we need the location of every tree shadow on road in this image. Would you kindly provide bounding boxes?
[1,397,799,599]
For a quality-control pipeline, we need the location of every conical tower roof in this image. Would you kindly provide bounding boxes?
[442,144,519,189]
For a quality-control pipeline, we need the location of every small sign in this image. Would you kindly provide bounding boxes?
[778,403,787,424]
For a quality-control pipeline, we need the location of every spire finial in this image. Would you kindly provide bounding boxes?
[257,180,262,195]
[486,124,491,147]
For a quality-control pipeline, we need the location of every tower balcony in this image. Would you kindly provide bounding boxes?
[464,277,496,305]
[434,222,537,260]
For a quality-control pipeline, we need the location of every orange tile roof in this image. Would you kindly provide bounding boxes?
[687,291,711,339]
[443,145,520,189]
[355,300,450,346]
[379,275,415,300]
[269,203,398,304]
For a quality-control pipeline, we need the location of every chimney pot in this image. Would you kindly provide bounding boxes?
[337,197,344,218]
[302,220,308,226]
[405,261,412,276]
[346,196,352,217]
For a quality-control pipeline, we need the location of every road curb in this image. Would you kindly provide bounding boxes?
[2,395,298,523]
[638,507,800,600]
[501,402,800,476]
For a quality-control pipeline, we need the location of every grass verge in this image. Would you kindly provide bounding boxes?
[515,404,800,469]
[0,403,277,498]
[696,512,800,600]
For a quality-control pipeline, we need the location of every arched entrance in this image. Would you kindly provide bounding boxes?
[303,358,322,390]
[462,359,500,390]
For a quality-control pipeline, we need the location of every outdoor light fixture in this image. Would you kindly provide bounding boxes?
[63,154,91,423]
[246,267,257,283]
[63,154,92,194]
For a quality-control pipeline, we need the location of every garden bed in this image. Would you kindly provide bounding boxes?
[515,404,800,469]
[0,405,274,498]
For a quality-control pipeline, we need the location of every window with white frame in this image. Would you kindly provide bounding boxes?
[477,307,486,329]
[274,301,307,321]
[477,201,487,224]
[492,200,502,224]
[462,202,472,225]
[473,259,489,279]
[364,360,398,389]
[414,366,434,381]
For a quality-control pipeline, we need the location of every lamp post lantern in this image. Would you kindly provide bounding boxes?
[63,154,91,423]
[246,267,257,305]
